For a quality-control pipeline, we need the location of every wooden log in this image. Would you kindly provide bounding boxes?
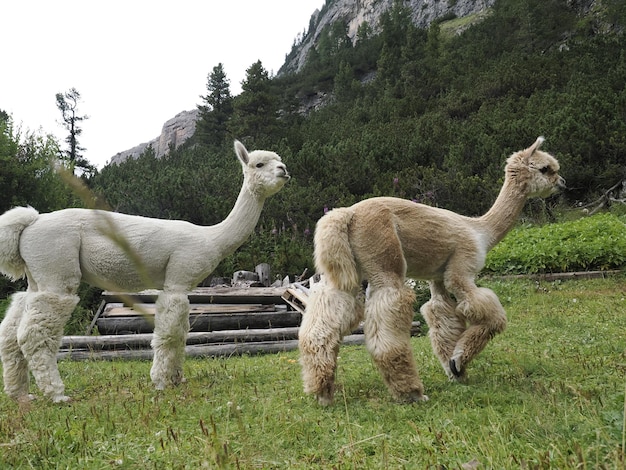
[57,340,301,361]
[484,269,623,282]
[58,333,386,361]
[62,327,302,351]
[59,322,421,362]
[102,286,288,305]
[62,321,421,351]
[95,310,302,335]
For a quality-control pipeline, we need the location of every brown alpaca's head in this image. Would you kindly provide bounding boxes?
[506,136,566,198]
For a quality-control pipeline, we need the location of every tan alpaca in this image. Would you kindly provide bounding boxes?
[299,137,566,405]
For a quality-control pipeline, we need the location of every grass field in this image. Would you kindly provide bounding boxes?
[0,274,625,469]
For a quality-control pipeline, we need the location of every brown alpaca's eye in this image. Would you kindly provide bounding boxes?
[256,162,264,168]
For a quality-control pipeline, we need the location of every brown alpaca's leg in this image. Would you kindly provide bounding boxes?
[299,286,363,405]
[420,281,466,380]
[448,284,507,378]
[364,285,428,403]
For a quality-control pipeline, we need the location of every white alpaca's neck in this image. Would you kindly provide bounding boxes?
[478,176,528,250]
[209,183,266,258]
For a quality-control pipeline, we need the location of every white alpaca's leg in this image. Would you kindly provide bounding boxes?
[299,286,363,405]
[364,285,428,403]
[420,281,466,380]
[449,286,507,378]
[16,292,77,402]
[0,292,31,400]
[150,292,190,390]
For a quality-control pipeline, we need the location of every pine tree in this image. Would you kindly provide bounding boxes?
[229,61,279,144]
[55,87,94,176]
[196,63,233,147]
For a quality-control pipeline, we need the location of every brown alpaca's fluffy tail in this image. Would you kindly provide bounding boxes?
[0,206,39,281]
[313,207,360,292]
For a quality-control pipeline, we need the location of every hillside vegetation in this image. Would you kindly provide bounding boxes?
[2,0,626,284]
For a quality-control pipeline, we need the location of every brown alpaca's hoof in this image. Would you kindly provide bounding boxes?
[315,382,335,406]
[397,390,429,404]
[316,393,333,406]
[449,358,466,381]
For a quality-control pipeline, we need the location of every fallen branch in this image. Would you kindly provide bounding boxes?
[579,178,626,215]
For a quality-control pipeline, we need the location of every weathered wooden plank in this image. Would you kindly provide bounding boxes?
[102,287,288,305]
[95,311,302,335]
[282,287,308,314]
[102,303,280,317]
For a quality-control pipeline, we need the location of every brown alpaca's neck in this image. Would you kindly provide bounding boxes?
[478,177,528,250]
[210,185,266,257]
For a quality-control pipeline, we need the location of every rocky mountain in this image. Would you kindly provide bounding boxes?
[279,0,496,74]
[109,109,198,165]
[109,0,495,165]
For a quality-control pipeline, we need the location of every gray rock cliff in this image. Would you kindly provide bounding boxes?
[110,109,199,165]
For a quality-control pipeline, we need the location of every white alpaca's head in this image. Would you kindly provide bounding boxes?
[505,136,566,198]
[234,140,290,198]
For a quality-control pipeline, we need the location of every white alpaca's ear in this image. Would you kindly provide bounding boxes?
[234,140,249,165]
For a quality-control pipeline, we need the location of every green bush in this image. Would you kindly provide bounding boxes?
[485,212,626,274]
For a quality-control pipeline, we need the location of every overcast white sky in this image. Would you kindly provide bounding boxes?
[2,0,323,169]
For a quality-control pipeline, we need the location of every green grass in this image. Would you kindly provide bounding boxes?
[439,9,494,39]
[1,275,625,469]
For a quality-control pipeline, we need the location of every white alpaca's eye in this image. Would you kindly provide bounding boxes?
[256,162,264,168]
[539,166,550,174]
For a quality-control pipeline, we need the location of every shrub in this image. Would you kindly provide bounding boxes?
[485,212,626,274]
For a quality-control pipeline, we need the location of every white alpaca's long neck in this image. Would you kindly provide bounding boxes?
[478,177,528,250]
[209,183,266,258]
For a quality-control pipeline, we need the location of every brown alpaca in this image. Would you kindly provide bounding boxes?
[299,137,566,405]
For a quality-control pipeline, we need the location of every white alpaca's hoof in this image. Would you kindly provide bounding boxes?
[16,393,37,404]
[52,395,71,403]
[152,380,166,391]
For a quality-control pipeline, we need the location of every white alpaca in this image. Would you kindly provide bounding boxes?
[0,140,289,402]
[299,137,566,405]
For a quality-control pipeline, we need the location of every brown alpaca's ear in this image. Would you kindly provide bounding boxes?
[518,136,545,164]
[528,136,545,155]
[234,140,250,166]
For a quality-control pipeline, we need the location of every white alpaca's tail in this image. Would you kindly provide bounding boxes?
[313,207,359,292]
[0,207,39,281]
